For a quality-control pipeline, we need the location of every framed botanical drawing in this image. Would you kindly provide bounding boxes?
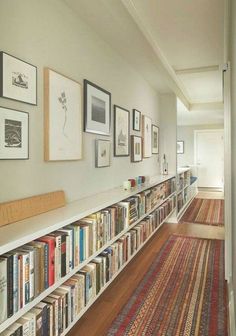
[131,135,142,162]
[0,52,37,105]
[142,115,152,158]
[95,139,111,168]
[133,109,141,131]
[152,124,159,154]
[44,68,82,161]
[0,106,29,159]
[177,141,184,154]
[84,79,111,135]
[114,105,130,157]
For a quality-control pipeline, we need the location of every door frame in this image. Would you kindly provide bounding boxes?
[194,129,224,188]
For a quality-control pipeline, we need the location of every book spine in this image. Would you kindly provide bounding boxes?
[13,253,18,314]
[29,250,35,301]
[79,229,84,262]
[42,305,48,336]
[61,235,67,277]
[0,259,7,324]
[23,254,30,306]
[44,244,49,289]
[48,240,55,287]
[6,255,13,317]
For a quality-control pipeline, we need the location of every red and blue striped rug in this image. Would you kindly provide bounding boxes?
[181,198,224,226]
[107,235,227,336]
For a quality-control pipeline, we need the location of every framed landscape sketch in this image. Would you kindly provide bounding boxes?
[133,109,141,131]
[84,79,111,135]
[0,106,29,159]
[114,105,130,156]
[131,135,142,162]
[152,124,159,154]
[0,52,37,105]
[95,139,111,168]
[142,115,152,158]
[44,68,82,161]
[177,141,184,154]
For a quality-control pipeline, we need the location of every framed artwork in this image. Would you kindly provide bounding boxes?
[131,135,142,162]
[0,106,29,159]
[177,141,184,154]
[152,124,159,154]
[44,68,82,161]
[142,115,152,158]
[133,109,141,131]
[95,139,111,168]
[84,79,111,135]
[114,105,130,156]
[0,52,37,105]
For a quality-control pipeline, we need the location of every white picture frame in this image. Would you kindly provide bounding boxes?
[133,109,141,131]
[177,141,184,154]
[142,115,152,158]
[114,105,130,157]
[0,106,29,160]
[95,139,111,168]
[152,124,159,154]
[44,68,82,161]
[131,135,142,162]
[0,52,37,105]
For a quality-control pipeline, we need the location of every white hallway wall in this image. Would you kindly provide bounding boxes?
[177,124,224,168]
[0,0,163,203]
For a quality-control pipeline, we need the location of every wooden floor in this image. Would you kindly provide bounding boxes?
[68,219,225,336]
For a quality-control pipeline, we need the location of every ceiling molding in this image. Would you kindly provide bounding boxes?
[175,65,220,75]
[121,0,191,109]
[190,102,224,111]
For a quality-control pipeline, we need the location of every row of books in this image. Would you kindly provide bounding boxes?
[1,195,176,336]
[0,178,176,325]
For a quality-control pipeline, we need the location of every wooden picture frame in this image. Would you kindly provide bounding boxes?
[177,141,184,154]
[0,106,29,160]
[133,109,141,131]
[142,115,152,158]
[152,124,159,154]
[131,135,142,162]
[114,105,130,157]
[44,68,83,161]
[84,79,111,135]
[95,139,111,168]
[0,52,37,105]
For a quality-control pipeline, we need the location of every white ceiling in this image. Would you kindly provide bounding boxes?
[63,0,225,125]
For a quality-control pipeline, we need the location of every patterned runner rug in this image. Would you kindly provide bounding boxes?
[181,198,224,226]
[107,235,227,336]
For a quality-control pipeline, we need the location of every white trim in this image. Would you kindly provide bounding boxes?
[223,64,232,281]
[228,278,236,336]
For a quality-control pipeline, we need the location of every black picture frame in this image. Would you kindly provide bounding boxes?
[95,139,111,168]
[177,141,184,154]
[0,51,37,105]
[132,109,141,131]
[114,105,130,157]
[84,79,111,135]
[0,106,29,160]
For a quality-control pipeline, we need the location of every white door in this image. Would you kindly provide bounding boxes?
[195,130,224,188]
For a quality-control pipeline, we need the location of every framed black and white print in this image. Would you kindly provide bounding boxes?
[84,79,111,135]
[0,52,37,105]
[131,135,142,162]
[133,109,141,131]
[177,141,184,154]
[0,106,29,159]
[114,105,130,157]
[142,115,152,158]
[152,124,159,154]
[95,139,111,168]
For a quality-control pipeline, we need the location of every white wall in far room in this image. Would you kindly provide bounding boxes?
[177,124,224,168]
[0,0,163,203]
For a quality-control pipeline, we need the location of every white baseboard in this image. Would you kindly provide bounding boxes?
[228,279,236,336]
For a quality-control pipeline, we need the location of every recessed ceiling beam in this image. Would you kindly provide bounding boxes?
[190,102,224,111]
[175,65,220,75]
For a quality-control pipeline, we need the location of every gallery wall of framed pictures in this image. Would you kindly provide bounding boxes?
[0,50,160,165]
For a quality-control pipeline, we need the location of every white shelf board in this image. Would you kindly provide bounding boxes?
[59,207,176,336]
[0,191,176,333]
[0,174,175,255]
[177,195,195,220]
[177,167,191,174]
